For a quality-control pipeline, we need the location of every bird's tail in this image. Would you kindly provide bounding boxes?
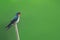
[6,23,12,30]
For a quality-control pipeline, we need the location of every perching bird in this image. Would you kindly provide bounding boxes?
[6,12,21,30]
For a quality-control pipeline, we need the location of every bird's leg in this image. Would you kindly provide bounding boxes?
[14,24,20,40]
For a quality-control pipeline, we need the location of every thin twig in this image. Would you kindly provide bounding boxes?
[14,24,20,40]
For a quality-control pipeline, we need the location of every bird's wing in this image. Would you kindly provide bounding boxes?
[6,16,18,30]
[11,16,18,24]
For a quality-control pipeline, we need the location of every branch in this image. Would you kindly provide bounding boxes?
[14,24,20,40]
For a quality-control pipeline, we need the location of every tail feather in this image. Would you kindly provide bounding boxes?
[6,23,12,30]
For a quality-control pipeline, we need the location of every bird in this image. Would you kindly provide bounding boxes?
[6,12,21,30]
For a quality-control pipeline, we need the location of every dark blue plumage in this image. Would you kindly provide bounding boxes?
[6,12,20,30]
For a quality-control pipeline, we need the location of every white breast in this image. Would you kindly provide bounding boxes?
[16,17,20,23]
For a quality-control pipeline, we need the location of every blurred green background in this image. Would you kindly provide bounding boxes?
[0,0,60,40]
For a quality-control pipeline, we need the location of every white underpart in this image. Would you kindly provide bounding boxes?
[16,16,20,24]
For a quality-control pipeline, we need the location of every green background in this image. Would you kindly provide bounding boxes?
[0,0,60,40]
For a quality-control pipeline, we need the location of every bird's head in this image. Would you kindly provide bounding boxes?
[16,12,21,16]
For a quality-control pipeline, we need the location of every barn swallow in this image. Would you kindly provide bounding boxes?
[6,12,21,30]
